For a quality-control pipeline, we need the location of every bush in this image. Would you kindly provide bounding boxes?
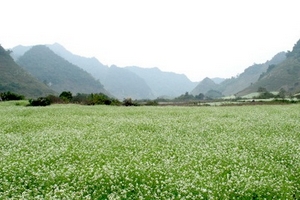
[47,95,63,104]
[0,91,25,101]
[145,100,158,106]
[123,98,139,106]
[59,91,73,103]
[28,97,51,106]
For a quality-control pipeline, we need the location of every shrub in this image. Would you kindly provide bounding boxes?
[123,98,139,106]
[28,97,51,106]
[46,95,63,104]
[0,91,25,101]
[59,91,73,103]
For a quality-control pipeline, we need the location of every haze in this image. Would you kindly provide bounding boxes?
[1,0,300,82]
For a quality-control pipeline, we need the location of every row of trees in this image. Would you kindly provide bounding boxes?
[0,91,138,106]
[174,90,223,101]
[0,91,25,101]
[256,87,287,99]
[34,91,122,106]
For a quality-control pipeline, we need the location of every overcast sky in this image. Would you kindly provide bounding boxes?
[1,0,300,82]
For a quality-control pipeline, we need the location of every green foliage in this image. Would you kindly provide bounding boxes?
[255,87,276,99]
[286,39,300,58]
[276,88,287,99]
[28,97,51,106]
[50,92,121,106]
[257,87,268,93]
[195,93,205,100]
[88,93,115,105]
[0,91,25,101]
[123,98,139,106]
[267,64,276,73]
[59,91,73,102]
[0,45,56,98]
[145,100,158,106]
[205,89,223,99]
[46,94,63,104]
[175,91,223,101]
[16,45,107,94]
[174,92,195,101]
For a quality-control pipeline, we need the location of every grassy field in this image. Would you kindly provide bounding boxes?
[0,101,300,199]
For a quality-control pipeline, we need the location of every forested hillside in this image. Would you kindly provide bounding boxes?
[0,45,55,98]
[217,52,286,96]
[47,43,109,81]
[17,45,109,95]
[237,40,300,96]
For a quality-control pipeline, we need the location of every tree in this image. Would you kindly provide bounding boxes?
[195,93,205,100]
[205,90,223,99]
[123,98,138,106]
[257,87,268,93]
[277,88,286,100]
[0,91,24,101]
[59,91,73,102]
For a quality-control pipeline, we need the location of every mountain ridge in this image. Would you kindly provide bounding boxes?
[0,45,56,98]
[16,45,109,95]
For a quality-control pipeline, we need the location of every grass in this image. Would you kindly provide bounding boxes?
[0,102,300,199]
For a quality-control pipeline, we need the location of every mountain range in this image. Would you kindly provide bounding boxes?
[11,43,198,99]
[3,38,300,99]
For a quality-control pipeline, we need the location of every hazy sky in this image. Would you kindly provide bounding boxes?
[1,0,300,82]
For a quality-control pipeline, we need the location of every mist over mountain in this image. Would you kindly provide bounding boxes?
[103,65,154,99]
[0,45,55,98]
[45,44,197,98]
[16,45,108,95]
[45,44,153,99]
[211,77,225,84]
[10,45,32,61]
[8,38,300,100]
[125,66,198,98]
[47,43,109,82]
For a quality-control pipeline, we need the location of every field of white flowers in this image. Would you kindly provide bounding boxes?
[0,101,300,199]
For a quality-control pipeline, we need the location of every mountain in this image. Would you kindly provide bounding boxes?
[16,45,108,95]
[0,45,55,98]
[46,43,197,99]
[237,40,300,96]
[45,44,153,99]
[190,77,218,96]
[125,66,198,98]
[102,65,154,99]
[46,43,109,81]
[10,45,32,61]
[217,52,286,96]
[211,77,225,84]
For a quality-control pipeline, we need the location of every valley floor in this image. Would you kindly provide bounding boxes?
[1,102,299,199]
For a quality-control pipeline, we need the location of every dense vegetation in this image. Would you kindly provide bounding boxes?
[238,40,300,96]
[0,91,24,101]
[0,45,56,98]
[16,45,108,95]
[0,102,299,199]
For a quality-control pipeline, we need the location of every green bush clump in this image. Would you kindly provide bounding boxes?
[28,97,51,106]
[0,91,25,101]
